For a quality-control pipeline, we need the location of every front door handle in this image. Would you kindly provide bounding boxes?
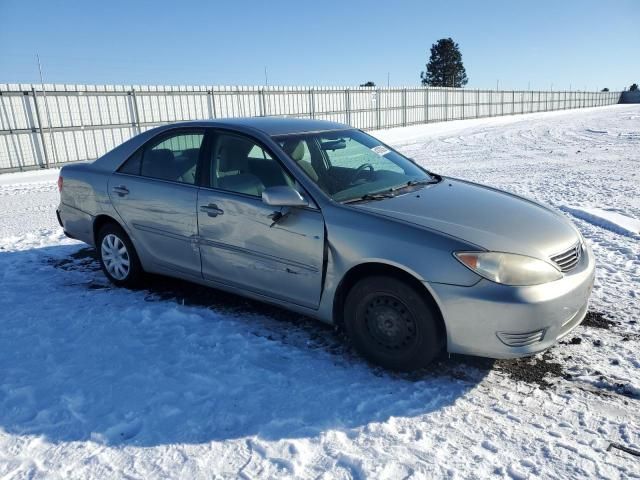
[200,203,224,217]
[112,185,129,197]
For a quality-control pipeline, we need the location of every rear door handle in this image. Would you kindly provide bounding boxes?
[112,185,129,197]
[200,203,224,217]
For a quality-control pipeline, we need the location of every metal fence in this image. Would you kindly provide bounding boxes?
[0,83,622,173]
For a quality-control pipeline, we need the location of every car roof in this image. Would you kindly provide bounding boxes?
[165,117,352,136]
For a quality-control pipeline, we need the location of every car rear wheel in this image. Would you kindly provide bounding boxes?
[97,223,143,288]
[344,276,442,371]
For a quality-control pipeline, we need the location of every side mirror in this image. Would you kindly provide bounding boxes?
[261,186,309,207]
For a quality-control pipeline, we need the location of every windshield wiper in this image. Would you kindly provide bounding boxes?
[406,178,440,187]
[341,177,440,204]
[387,177,440,193]
[342,192,395,204]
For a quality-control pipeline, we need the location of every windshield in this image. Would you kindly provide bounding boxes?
[274,129,437,202]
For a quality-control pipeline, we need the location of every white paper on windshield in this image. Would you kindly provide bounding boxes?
[371,145,390,156]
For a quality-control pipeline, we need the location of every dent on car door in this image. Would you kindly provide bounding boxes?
[197,131,326,308]
[108,130,205,277]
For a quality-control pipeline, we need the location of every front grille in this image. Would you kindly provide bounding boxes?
[550,243,582,272]
[497,329,546,347]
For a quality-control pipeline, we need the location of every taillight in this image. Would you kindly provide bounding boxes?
[57,176,63,192]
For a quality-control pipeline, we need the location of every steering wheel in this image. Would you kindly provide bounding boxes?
[349,163,375,183]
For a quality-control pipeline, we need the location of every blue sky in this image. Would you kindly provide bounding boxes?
[1,0,638,90]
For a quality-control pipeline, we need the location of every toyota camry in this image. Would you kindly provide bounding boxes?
[57,117,595,370]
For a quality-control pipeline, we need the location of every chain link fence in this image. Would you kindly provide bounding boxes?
[0,83,622,173]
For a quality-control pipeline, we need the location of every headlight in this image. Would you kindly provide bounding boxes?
[454,251,562,286]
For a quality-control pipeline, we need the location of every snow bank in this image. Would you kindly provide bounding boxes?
[562,206,640,238]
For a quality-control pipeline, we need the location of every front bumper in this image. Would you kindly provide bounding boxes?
[428,244,596,359]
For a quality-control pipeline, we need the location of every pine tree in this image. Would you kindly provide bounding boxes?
[630,83,638,91]
[421,38,468,87]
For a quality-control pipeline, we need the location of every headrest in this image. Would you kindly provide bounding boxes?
[142,148,178,180]
[147,148,174,164]
[282,139,305,162]
[181,148,200,162]
[217,137,254,172]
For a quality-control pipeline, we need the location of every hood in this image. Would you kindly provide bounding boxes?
[354,178,580,260]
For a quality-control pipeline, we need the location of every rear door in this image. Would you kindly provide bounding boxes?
[197,130,325,308]
[108,129,205,277]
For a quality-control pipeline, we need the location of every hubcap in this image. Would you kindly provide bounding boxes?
[101,234,130,280]
[364,295,417,350]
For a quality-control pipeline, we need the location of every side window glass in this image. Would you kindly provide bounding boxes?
[210,134,293,197]
[118,149,142,175]
[247,145,272,160]
[140,132,204,184]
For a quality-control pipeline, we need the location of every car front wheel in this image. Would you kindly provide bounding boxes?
[97,223,143,288]
[344,276,442,371]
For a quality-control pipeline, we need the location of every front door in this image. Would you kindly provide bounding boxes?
[109,129,205,277]
[197,131,325,308]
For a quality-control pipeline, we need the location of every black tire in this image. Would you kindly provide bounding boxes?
[344,276,442,371]
[96,223,143,288]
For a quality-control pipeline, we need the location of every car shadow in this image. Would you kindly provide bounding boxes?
[0,243,492,447]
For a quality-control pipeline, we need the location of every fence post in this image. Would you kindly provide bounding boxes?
[258,88,265,117]
[211,88,218,118]
[402,88,407,126]
[207,90,214,118]
[425,88,429,123]
[530,91,533,113]
[30,87,50,168]
[545,91,549,112]
[476,89,480,118]
[0,92,18,170]
[308,88,315,119]
[461,89,465,120]
[130,89,141,134]
[376,88,381,129]
[444,88,449,121]
[345,88,351,125]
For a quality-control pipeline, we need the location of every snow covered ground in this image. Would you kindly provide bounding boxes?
[1,105,639,479]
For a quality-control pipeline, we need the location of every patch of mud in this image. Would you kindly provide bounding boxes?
[571,378,640,401]
[46,247,100,272]
[582,311,616,330]
[495,352,566,389]
[587,374,640,400]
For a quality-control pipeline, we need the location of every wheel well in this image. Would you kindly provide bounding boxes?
[333,263,446,339]
[92,214,121,245]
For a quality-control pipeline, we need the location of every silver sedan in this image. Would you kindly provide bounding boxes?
[57,118,595,371]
